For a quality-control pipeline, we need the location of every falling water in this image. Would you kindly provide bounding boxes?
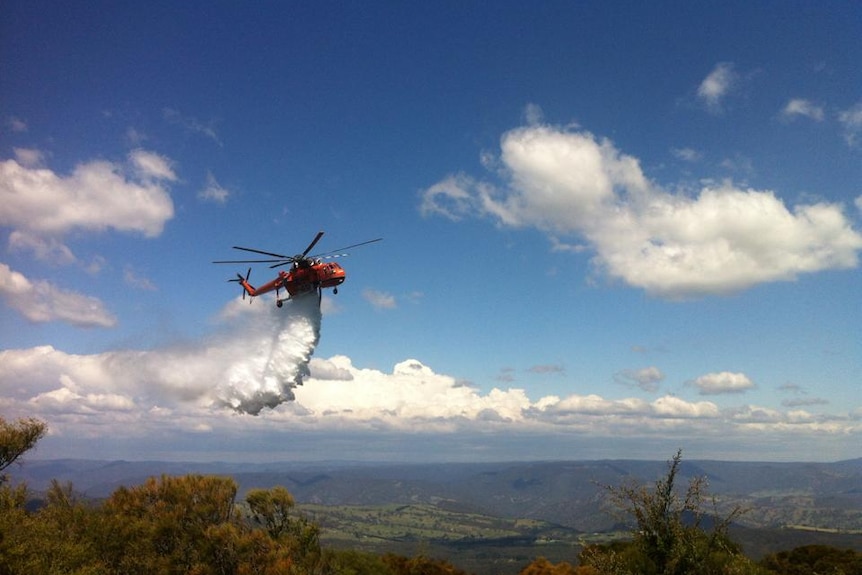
[215,292,321,415]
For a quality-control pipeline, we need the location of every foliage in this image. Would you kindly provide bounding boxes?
[0,474,309,574]
[2,429,858,575]
[319,549,398,575]
[381,553,473,575]
[0,417,46,484]
[247,485,322,573]
[517,556,587,574]
[581,450,765,575]
[248,486,297,538]
[759,544,862,575]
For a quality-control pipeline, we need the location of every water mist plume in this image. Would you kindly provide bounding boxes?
[215,292,321,414]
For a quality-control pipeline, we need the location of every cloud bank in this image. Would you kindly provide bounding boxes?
[1,296,858,462]
[420,124,862,298]
[1,294,320,418]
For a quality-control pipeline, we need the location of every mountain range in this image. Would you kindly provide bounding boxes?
[11,456,861,535]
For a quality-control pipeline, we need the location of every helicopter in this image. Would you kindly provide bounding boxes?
[213,231,381,307]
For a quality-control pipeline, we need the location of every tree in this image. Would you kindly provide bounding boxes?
[759,545,862,575]
[247,486,297,539]
[246,486,322,573]
[101,474,241,574]
[320,549,397,575]
[583,450,762,575]
[0,416,47,575]
[0,416,46,484]
[381,553,473,575]
[518,556,583,574]
[11,480,103,575]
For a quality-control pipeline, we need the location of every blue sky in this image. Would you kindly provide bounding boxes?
[1,1,860,463]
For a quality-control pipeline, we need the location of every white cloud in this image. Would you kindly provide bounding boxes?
[8,117,27,133]
[420,124,862,298]
[362,288,397,310]
[0,263,117,327]
[615,366,664,392]
[13,147,46,167]
[523,102,545,126]
[0,295,319,414]
[652,395,721,418]
[1,333,859,461]
[689,371,755,395]
[198,171,230,204]
[545,394,649,417]
[30,385,135,415]
[123,266,157,291]
[125,127,147,146]
[8,230,76,265]
[697,62,738,114]
[0,150,175,238]
[129,149,176,183]
[838,101,862,147]
[163,108,221,145]
[781,98,824,122]
[671,147,702,162]
[419,174,476,221]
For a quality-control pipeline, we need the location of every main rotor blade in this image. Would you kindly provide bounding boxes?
[213,258,288,264]
[302,231,325,258]
[311,237,382,258]
[231,246,291,258]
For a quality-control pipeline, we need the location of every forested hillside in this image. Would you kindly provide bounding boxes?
[13,456,862,533]
[3,417,861,575]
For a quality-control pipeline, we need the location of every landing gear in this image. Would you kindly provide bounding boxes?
[333,287,338,294]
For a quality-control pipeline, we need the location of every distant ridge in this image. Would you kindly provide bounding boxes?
[11,457,860,533]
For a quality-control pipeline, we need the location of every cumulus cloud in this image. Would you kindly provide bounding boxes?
[0,150,175,238]
[697,62,738,114]
[0,293,320,416]
[689,371,755,395]
[419,124,862,298]
[1,330,859,461]
[0,263,117,327]
[781,98,825,122]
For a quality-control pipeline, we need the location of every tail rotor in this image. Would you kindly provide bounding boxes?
[228,268,252,302]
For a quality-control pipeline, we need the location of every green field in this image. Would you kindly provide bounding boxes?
[298,502,627,574]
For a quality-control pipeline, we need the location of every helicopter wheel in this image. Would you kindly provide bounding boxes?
[277,300,283,308]
[333,287,338,294]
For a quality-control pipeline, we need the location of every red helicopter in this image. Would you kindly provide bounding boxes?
[213,231,381,307]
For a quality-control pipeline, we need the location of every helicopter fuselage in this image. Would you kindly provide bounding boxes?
[281,260,346,297]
